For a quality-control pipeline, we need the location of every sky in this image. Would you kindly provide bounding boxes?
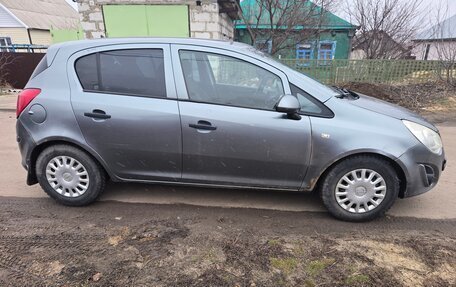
[423,0,456,16]
[65,0,456,29]
[332,0,456,30]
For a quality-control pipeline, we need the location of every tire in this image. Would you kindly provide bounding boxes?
[36,144,106,206]
[320,155,400,222]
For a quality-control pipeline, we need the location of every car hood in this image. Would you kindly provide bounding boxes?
[347,94,438,131]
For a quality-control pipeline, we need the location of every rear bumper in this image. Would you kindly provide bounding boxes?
[396,144,446,198]
[16,120,38,185]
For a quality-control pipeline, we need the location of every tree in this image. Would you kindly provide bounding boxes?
[0,53,14,91]
[345,0,423,59]
[236,0,339,56]
[428,1,456,87]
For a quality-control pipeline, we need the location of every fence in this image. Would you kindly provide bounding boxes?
[279,59,452,85]
[0,52,46,89]
[0,44,48,53]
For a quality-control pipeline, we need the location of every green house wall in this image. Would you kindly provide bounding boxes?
[235,30,353,59]
[236,0,356,60]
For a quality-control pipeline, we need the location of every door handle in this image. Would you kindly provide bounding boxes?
[84,109,111,120]
[189,120,217,131]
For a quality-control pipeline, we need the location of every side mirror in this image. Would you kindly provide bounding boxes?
[275,95,301,120]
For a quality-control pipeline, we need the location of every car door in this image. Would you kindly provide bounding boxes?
[68,44,182,181]
[171,45,312,189]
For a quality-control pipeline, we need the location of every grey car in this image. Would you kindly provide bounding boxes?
[16,38,446,221]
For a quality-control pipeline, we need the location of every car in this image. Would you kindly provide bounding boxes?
[16,38,446,221]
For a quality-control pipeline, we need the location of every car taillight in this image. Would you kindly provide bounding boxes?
[16,88,41,118]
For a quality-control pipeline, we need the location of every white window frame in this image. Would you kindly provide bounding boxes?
[0,37,12,52]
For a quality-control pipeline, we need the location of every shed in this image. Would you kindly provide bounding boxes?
[0,0,79,47]
[413,14,456,61]
[78,0,240,40]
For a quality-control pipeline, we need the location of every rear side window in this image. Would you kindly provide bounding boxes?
[75,54,98,90]
[75,49,166,98]
[30,55,48,79]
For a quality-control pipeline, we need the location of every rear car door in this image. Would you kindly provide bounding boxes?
[68,44,182,181]
[171,45,312,189]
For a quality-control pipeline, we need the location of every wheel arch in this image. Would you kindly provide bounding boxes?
[28,138,115,185]
[311,152,407,198]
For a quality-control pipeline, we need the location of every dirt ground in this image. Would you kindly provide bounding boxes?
[0,198,455,287]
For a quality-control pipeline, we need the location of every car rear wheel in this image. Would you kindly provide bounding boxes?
[36,145,106,206]
[320,155,400,222]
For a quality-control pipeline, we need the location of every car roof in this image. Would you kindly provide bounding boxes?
[50,37,254,54]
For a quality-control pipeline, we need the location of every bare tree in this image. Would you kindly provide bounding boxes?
[428,1,456,87]
[345,0,423,59]
[237,0,338,56]
[0,53,14,92]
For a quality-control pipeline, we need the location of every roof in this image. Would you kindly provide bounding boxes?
[0,0,79,30]
[52,37,252,52]
[236,0,356,30]
[414,14,456,41]
[352,30,408,52]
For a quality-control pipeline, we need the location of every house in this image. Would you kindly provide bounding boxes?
[78,0,239,40]
[0,0,79,48]
[413,14,456,61]
[235,0,357,60]
[351,30,414,60]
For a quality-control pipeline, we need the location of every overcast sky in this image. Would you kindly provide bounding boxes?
[65,0,456,28]
[332,0,456,30]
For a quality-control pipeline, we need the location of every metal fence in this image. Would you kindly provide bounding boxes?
[0,44,48,53]
[279,59,453,85]
[0,52,46,89]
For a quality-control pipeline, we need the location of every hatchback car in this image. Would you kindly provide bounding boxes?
[16,38,446,221]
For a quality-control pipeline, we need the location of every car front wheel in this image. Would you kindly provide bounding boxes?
[36,145,106,206]
[320,155,400,222]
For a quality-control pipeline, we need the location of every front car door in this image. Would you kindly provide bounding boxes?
[68,44,182,181]
[171,45,312,189]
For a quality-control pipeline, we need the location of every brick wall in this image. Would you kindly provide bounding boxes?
[78,0,234,40]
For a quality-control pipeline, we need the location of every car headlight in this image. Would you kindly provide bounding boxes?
[403,120,442,154]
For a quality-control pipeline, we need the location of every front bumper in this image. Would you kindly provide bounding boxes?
[396,144,446,198]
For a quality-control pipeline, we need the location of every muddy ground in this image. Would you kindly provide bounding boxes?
[0,198,455,287]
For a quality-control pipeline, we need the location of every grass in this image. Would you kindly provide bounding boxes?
[304,278,316,287]
[306,258,335,277]
[267,239,281,247]
[203,248,220,263]
[270,257,298,275]
[345,274,370,285]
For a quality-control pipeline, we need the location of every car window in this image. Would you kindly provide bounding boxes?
[30,55,48,79]
[290,84,333,117]
[179,50,284,110]
[75,49,166,98]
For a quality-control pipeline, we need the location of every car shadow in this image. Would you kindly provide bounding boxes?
[99,181,326,213]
